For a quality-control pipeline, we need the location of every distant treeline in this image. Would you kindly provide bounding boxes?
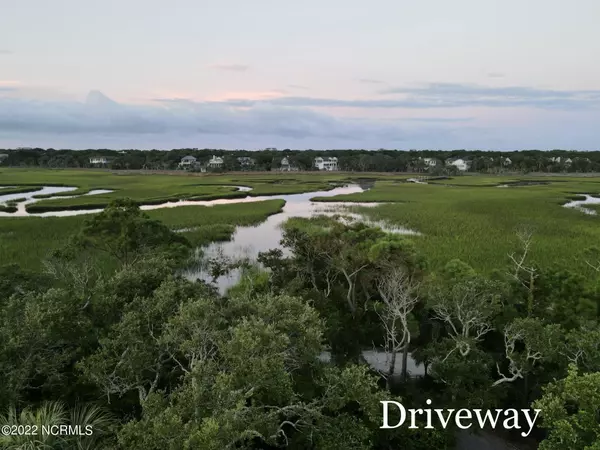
[1,148,600,173]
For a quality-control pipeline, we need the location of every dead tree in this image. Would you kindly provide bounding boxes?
[375,267,420,387]
[507,227,538,316]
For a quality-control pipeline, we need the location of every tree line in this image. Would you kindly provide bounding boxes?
[2,148,600,173]
[1,199,598,449]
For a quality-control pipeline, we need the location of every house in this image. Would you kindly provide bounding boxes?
[0,154,8,164]
[237,157,255,168]
[314,156,338,171]
[207,155,224,169]
[419,157,438,168]
[445,157,470,171]
[280,157,299,172]
[550,157,573,166]
[89,156,108,165]
[503,157,512,166]
[179,155,197,168]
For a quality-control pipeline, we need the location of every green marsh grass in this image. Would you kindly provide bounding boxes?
[0,200,285,270]
[0,169,354,210]
[314,178,600,272]
[5,169,600,274]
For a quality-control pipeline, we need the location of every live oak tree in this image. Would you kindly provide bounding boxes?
[427,264,504,362]
[534,365,600,450]
[423,261,506,406]
[493,318,562,387]
[79,278,212,405]
[116,291,403,449]
[75,198,190,268]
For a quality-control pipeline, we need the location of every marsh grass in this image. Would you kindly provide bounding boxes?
[0,169,353,210]
[314,178,600,272]
[0,199,285,269]
[4,169,600,273]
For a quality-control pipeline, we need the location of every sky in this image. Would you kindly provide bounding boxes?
[1,0,600,150]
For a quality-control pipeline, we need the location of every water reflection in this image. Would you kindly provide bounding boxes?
[182,184,419,292]
[319,350,425,378]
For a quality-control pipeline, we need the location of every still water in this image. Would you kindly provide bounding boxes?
[181,184,418,292]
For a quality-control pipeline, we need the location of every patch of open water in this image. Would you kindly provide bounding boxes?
[563,194,600,215]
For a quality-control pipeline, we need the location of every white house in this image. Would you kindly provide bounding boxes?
[314,156,338,171]
[503,157,512,166]
[446,158,470,171]
[89,157,108,165]
[207,155,224,169]
[179,155,197,168]
[280,157,299,172]
[420,157,438,167]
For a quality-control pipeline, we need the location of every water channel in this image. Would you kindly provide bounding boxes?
[562,194,600,215]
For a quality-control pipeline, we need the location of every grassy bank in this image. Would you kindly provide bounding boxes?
[0,169,357,210]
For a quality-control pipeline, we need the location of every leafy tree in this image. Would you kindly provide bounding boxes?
[76,198,190,267]
[0,288,94,405]
[534,365,600,450]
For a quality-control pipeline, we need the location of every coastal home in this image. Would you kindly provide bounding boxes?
[178,155,197,168]
[445,157,470,171]
[280,157,299,172]
[314,156,338,171]
[503,157,512,166]
[550,156,573,166]
[237,156,255,168]
[207,155,224,169]
[89,156,108,165]
[418,157,438,169]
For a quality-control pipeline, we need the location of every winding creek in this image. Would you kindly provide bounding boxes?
[563,194,600,215]
[180,184,418,291]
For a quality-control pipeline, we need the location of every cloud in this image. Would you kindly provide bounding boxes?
[0,49,12,55]
[150,82,593,111]
[287,84,309,90]
[377,82,600,109]
[0,91,423,144]
[208,63,249,72]
[487,72,505,78]
[2,89,599,150]
[403,117,473,122]
[358,78,384,84]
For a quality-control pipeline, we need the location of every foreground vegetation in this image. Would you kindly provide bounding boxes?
[1,198,598,449]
